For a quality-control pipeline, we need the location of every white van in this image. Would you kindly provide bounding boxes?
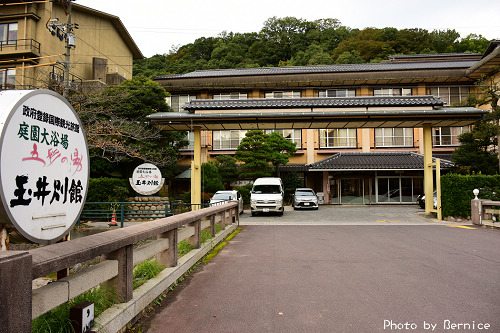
[250,177,284,216]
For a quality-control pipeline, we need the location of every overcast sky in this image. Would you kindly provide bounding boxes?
[77,0,500,58]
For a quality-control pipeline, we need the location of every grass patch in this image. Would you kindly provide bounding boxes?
[32,285,118,333]
[177,240,195,256]
[133,259,166,289]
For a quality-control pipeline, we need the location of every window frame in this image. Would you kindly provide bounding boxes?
[0,22,18,45]
[432,126,469,147]
[166,94,197,112]
[212,130,248,150]
[373,88,412,96]
[319,128,357,148]
[265,129,302,149]
[374,128,413,147]
[319,89,356,97]
[264,90,301,99]
[429,86,470,105]
[213,92,248,100]
[0,68,15,89]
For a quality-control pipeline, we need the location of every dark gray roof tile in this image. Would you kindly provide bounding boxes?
[309,152,455,170]
[184,95,444,110]
[155,61,476,80]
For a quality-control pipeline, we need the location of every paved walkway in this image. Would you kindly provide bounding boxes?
[141,205,500,333]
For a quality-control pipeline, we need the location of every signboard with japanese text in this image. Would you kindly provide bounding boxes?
[0,90,89,244]
[129,163,164,195]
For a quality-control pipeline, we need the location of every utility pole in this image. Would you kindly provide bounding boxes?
[63,0,77,98]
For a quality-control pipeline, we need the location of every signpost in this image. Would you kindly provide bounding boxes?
[0,90,89,244]
[129,163,164,196]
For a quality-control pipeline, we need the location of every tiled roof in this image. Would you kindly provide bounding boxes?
[183,95,444,110]
[155,61,476,80]
[309,152,455,171]
[388,53,481,60]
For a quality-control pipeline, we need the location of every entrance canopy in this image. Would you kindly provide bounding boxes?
[147,95,487,130]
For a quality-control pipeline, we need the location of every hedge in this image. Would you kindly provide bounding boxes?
[441,174,500,218]
[87,177,134,203]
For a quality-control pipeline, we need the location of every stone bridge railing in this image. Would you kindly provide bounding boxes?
[0,202,239,333]
[471,199,500,227]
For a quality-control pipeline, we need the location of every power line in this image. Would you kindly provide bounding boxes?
[0,62,57,71]
[0,54,64,64]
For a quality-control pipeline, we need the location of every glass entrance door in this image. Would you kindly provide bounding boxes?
[340,178,364,204]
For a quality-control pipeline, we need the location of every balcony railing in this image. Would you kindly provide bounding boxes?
[0,38,41,54]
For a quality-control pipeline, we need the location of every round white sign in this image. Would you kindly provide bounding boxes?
[130,163,164,195]
[0,90,89,244]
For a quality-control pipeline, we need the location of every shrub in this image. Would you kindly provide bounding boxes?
[87,178,133,202]
[236,183,253,204]
[441,173,500,218]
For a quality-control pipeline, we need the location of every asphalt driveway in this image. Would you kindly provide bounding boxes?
[144,206,500,333]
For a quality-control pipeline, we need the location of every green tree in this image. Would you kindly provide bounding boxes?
[213,155,238,188]
[235,130,297,179]
[201,162,225,194]
[266,132,298,177]
[235,130,274,179]
[451,120,499,174]
[71,77,188,176]
[334,50,365,64]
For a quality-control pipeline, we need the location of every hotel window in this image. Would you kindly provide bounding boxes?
[429,86,470,105]
[0,23,18,44]
[319,129,357,148]
[375,128,413,147]
[166,94,197,112]
[373,88,412,96]
[213,130,248,150]
[433,126,469,146]
[265,129,302,149]
[265,91,301,98]
[179,131,194,151]
[213,92,248,99]
[0,68,15,89]
[319,89,356,97]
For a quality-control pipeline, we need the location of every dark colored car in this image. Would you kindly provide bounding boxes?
[417,190,437,209]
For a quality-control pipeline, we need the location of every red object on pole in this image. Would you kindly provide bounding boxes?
[109,212,118,227]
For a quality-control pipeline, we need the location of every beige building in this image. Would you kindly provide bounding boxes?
[0,0,142,93]
[151,41,500,205]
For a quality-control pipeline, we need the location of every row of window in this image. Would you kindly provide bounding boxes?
[181,127,468,151]
[166,87,471,112]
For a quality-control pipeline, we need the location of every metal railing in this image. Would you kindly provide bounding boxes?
[78,201,210,227]
[0,38,41,53]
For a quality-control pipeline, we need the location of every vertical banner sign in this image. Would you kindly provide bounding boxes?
[0,90,89,244]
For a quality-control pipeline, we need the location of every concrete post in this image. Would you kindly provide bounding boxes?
[103,245,133,303]
[210,214,216,237]
[219,210,226,230]
[158,229,178,267]
[188,220,201,249]
[471,199,481,225]
[0,251,32,333]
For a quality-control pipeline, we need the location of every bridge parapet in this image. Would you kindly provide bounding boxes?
[0,202,239,333]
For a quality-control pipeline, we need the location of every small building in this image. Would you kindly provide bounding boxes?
[0,1,142,94]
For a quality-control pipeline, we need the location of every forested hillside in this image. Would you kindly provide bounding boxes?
[133,16,491,77]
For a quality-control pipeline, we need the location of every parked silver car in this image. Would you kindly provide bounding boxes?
[293,188,319,210]
[209,190,244,214]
